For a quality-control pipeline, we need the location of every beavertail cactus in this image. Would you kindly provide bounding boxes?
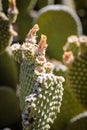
[35,4,82,61]
[11,24,65,130]
[11,24,40,110]
[0,1,22,129]
[0,0,18,55]
[22,72,64,130]
[63,35,87,109]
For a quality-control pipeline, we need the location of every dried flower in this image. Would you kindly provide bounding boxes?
[25,24,39,44]
[36,34,48,55]
[63,51,74,66]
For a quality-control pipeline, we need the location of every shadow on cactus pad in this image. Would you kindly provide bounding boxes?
[0,51,18,91]
[0,87,22,130]
[67,111,87,130]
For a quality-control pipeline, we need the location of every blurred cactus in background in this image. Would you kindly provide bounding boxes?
[1,0,87,130]
[67,111,87,130]
[0,0,22,130]
[63,35,87,109]
[35,4,82,61]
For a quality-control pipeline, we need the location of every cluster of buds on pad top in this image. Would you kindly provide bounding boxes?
[11,24,65,130]
[63,35,87,109]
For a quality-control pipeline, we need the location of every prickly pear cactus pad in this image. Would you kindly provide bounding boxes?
[11,24,46,110]
[22,73,64,130]
[11,24,65,130]
[0,0,18,55]
[0,87,21,129]
[35,5,82,60]
[0,12,12,54]
[0,51,18,91]
[11,24,40,110]
[63,35,87,109]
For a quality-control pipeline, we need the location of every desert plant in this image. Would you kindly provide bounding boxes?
[0,0,65,130]
[1,0,87,130]
[63,35,87,109]
[35,4,82,61]
[11,24,65,130]
[0,0,22,130]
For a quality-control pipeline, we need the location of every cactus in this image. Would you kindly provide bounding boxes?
[0,87,22,129]
[50,67,84,130]
[0,12,14,54]
[0,51,18,91]
[0,0,19,91]
[0,0,18,55]
[35,5,82,61]
[0,1,22,130]
[11,24,65,130]
[63,35,87,109]
[2,0,87,130]
[22,70,64,130]
[11,24,40,110]
[50,85,84,130]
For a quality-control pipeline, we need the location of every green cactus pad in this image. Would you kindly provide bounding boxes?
[67,111,87,130]
[22,73,64,130]
[67,53,87,108]
[0,12,12,54]
[0,87,21,128]
[19,60,35,110]
[35,5,82,60]
[18,24,65,130]
[19,24,39,111]
[0,51,18,91]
